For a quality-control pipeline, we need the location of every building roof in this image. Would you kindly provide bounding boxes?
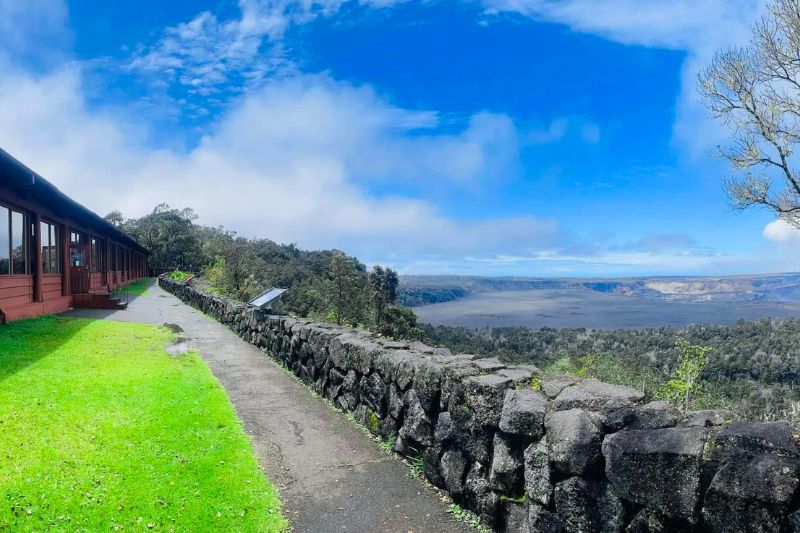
[0,147,149,256]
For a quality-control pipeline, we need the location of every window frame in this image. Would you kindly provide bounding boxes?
[0,202,29,276]
[40,219,62,275]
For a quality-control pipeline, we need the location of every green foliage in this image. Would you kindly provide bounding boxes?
[369,265,399,324]
[424,320,799,420]
[378,306,424,340]
[447,504,490,532]
[109,204,202,272]
[380,434,397,453]
[547,354,577,374]
[324,251,368,326]
[657,340,712,412]
[115,204,423,340]
[167,270,191,282]
[408,456,426,479]
[0,317,286,531]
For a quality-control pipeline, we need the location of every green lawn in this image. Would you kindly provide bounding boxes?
[0,316,286,532]
[124,277,156,296]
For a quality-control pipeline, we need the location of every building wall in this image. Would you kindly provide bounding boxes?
[0,184,148,322]
[0,276,32,310]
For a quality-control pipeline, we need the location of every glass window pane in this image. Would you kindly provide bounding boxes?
[11,211,25,274]
[0,207,8,275]
[51,225,60,274]
[41,221,50,274]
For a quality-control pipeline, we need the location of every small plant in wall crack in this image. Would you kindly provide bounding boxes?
[379,433,397,453]
[447,504,490,533]
[408,456,426,479]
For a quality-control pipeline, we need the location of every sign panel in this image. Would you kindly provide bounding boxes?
[249,287,287,308]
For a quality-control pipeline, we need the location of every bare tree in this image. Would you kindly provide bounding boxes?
[700,0,800,226]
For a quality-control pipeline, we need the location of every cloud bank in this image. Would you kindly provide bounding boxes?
[0,0,775,275]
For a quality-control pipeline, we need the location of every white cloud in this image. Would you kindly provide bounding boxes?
[480,0,759,50]
[764,219,800,243]
[0,64,555,264]
[127,0,409,97]
[479,0,767,156]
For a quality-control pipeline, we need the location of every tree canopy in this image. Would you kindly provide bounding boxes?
[701,0,800,226]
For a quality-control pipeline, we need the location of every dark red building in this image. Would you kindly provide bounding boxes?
[0,148,148,322]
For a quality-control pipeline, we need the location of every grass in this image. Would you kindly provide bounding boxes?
[123,277,157,297]
[166,272,192,283]
[0,316,286,532]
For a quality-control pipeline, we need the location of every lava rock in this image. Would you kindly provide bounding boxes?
[628,401,679,430]
[499,388,547,439]
[360,372,387,416]
[398,389,434,446]
[524,437,552,506]
[603,426,707,521]
[474,357,505,372]
[545,409,602,476]
[553,378,644,411]
[497,366,535,386]
[680,409,732,428]
[388,383,404,420]
[702,453,800,533]
[439,361,482,412]
[527,502,562,533]
[541,375,579,399]
[503,501,527,532]
[440,449,468,495]
[554,477,623,533]
[414,359,443,413]
[625,509,666,533]
[599,397,636,433]
[489,433,523,492]
[714,421,800,459]
[328,368,346,398]
[464,374,514,428]
[464,461,500,525]
[434,411,455,444]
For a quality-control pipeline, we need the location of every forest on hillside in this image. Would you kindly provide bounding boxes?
[424,320,800,421]
[106,204,422,339]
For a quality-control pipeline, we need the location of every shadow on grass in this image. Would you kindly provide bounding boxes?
[0,315,94,383]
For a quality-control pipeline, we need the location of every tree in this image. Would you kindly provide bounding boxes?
[104,210,124,227]
[701,0,800,226]
[119,204,202,272]
[658,340,712,412]
[325,251,367,325]
[368,265,399,325]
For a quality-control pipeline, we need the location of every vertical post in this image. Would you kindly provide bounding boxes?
[105,238,109,287]
[33,212,43,302]
[62,224,71,296]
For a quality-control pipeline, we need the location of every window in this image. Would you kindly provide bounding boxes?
[40,221,61,274]
[11,211,25,274]
[0,205,28,276]
[0,206,8,275]
[91,237,104,272]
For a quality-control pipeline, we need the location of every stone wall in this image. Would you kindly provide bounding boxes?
[159,277,800,532]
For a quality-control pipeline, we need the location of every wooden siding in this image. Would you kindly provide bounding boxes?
[89,272,105,292]
[42,274,63,301]
[0,276,32,308]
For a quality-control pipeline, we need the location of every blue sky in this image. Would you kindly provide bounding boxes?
[1,0,797,276]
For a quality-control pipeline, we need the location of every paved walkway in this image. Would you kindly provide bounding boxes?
[67,282,472,533]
